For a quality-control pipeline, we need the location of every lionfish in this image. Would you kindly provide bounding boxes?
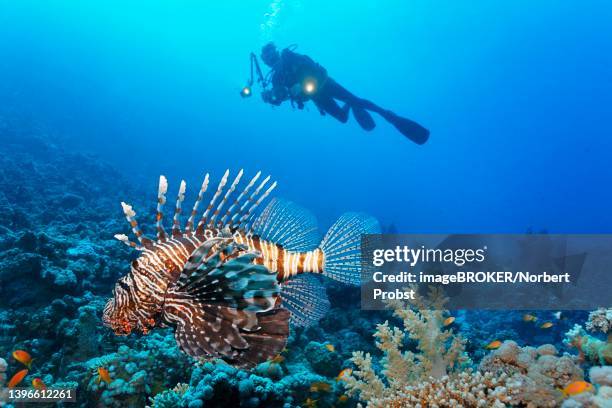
[103,169,379,367]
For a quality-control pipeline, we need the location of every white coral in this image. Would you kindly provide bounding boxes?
[586,308,612,335]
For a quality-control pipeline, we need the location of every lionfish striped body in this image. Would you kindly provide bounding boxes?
[103,170,379,367]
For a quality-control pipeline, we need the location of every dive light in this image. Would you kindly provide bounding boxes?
[240,85,252,98]
[303,78,317,95]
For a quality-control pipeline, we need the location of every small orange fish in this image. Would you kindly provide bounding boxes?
[443,316,455,326]
[32,378,46,390]
[8,369,28,388]
[485,340,502,350]
[97,367,112,384]
[540,322,554,329]
[522,314,537,322]
[270,355,285,364]
[310,381,331,393]
[336,368,352,382]
[562,380,593,397]
[324,344,335,352]
[12,350,33,368]
[303,397,318,408]
[338,394,349,403]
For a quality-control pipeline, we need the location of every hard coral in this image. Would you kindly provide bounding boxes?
[479,340,583,407]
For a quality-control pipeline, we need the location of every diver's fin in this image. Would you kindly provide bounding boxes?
[319,212,380,285]
[165,293,290,367]
[176,237,279,312]
[281,274,330,327]
[351,106,376,131]
[251,198,320,251]
[379,110,430,145]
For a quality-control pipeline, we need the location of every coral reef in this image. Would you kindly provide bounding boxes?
[147,360,339,408]
[562,366,612,407]
[2,121,610,408]
[563,308,611,366]
[0,358,7,407]
[479,340,584,407]
[344,287,477,406]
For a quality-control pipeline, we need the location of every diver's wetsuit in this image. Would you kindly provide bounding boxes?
[264,48,429,144]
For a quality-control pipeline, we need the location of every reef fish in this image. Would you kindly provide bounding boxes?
[522,314,537,322]
[103,170,379,367]
[8,369,28,388]
[336,368,352,381]
[325,344,335,352]
[32,378,46,390]
[485,340,502,350]
[540,322,554,329]
[562,380,593,397]
[310,381,331,393]
[443,316,455,326]
[12,350,32,368]
[97,367,112,384]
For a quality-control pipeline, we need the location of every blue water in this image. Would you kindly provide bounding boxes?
[1,0,611,233]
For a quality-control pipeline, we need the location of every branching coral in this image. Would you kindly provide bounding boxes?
[344,287,473,406]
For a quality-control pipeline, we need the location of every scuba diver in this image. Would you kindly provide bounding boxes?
[241,42,429,144]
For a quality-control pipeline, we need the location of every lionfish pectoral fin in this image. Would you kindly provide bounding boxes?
[251,198,320,251]
[176,237,280,312]
[166,294,289,367]
[280,274,330,327]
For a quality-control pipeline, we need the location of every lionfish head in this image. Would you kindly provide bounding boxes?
[102,275,145,335]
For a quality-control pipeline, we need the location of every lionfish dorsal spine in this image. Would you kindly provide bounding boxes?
[120,202,153,247]
[221,171,261,226]
[116,169,278,250]
[171,180,187,238]
[113,233,142,250]
[196,169,230,234]
[207,169,243,228]
[185,174,210,233]
[156,175,169,242]
[238,179,277,231]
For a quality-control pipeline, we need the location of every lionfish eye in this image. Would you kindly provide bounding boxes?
[131,259,139,268]
[117,278,130,291]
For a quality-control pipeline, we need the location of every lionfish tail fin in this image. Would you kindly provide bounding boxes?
[252,198,320,251]
[281,274,330,327]
[319,212,380,285]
